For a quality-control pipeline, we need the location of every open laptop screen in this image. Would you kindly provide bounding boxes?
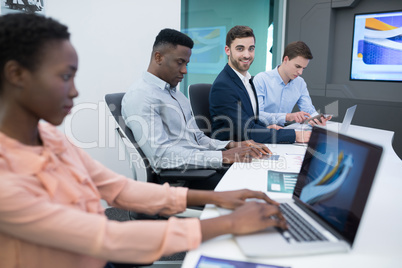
[293,127,382,245]
[340,105,357,134]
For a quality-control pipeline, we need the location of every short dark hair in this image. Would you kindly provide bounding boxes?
[153,28,194,50]
[282,41,313,61]
[226,25,255,47]
[0,13,70,89]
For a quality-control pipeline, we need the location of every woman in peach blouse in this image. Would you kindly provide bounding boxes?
[0,13,286,268]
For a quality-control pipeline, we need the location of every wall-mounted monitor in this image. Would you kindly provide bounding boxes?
[350,10,402,82]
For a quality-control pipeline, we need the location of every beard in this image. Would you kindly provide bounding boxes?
[229,55,253,73]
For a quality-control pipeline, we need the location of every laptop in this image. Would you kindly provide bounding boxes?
[232,126,383,257]
[339,105,357,133]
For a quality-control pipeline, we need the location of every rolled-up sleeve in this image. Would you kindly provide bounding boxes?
[102,217,201,263]
[75,144,190,216]
[0,176,201,264]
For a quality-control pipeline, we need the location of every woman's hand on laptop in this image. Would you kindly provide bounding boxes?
[187,189,279,209]
[189,190,288,241]
[229,201,287,234]
[213,189,279,209]
[200,202,287,241]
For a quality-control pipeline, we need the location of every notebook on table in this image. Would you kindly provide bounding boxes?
[232,126,383,258]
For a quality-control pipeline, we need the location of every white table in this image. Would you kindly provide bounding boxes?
[182,123,402,268]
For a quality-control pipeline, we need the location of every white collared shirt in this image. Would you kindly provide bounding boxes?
[231,68,257,115]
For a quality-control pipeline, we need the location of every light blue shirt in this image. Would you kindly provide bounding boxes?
[253,66,318,126]
[122,72,229,173]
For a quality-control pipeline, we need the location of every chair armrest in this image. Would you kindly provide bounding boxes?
[159,169,216,180]
[110,261,153,268]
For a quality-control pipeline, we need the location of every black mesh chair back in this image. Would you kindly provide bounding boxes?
[188,83,213,137]
[105,93,157,183]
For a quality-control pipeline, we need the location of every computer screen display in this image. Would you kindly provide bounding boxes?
[350,10,402,82]
[293,127,382,244]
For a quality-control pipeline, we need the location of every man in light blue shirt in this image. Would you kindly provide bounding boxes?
[122,29,269,190]
[253,41,331,126]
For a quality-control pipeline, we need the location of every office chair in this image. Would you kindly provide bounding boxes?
[188,83,213,137]
[105,93,206,267]
[104,92,217,187]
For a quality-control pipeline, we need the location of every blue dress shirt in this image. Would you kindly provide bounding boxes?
[253,66,318,126]
[122,72,229,173]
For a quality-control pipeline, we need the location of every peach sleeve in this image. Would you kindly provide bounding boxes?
[0,170,202,264]
[0,124,202,264]
[71,139,191,216]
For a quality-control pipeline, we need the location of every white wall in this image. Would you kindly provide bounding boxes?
[46,0,181,178]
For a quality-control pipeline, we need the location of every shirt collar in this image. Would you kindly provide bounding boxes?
[230,66,252,83]
[275,65,293,85]
[143,71,177,92]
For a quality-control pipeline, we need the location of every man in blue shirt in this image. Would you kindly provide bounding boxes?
[209,26,310,144]
[253,41,331,126]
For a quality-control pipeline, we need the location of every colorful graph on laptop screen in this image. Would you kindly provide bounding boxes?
[292,128,382,244]
[350,10,402,82]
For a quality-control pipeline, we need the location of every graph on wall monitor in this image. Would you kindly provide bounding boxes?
[350,10,402,82]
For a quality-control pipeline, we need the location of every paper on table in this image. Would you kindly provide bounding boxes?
[267,170,298,194]
[195,255,291,268]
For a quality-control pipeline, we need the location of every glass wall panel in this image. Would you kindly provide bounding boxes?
[180,0,278,95]
[180,0,286,95]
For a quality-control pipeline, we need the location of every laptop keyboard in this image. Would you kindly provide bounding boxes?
[279,203,328,243]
